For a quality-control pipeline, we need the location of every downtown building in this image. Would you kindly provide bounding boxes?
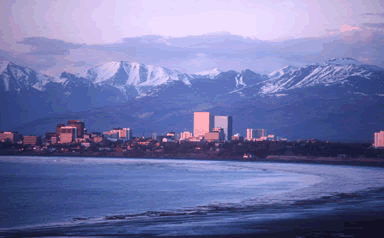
[193,112,232,142]
[59,126,77,144]
[193,112,214,138]
[103,128,133,141]
[374,131,384,148]
[214,115,232,141]
[246,128,266,141]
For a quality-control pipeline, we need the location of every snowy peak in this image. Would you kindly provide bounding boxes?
[0,61,10,74]
[0,62,54,92]
[76,61,191,96]
[268,65,298,78]
[261,58,378,94]
[193,68,222,79]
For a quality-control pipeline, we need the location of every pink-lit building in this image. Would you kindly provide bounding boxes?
[194,112,214,138]
[180,131,193,141]
[104,128,132,140]
[0,132,14,143]
[374,131,384,148]
[59,126,77,144]
[23,136,37,145]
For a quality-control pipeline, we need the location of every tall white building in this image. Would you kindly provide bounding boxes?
[374,131,384,148]
[214,116,232,141]
[194,112,214,138]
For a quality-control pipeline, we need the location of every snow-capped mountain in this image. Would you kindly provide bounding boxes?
[2,58,384,142]
[77,61,193,95]
[260,59,379,95]
[193,68,222,79]
[0,61,53,92]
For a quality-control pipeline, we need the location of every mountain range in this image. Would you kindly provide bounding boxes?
[1,58,383,142]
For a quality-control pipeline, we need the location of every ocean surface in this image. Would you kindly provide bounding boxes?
[1,156,384,237]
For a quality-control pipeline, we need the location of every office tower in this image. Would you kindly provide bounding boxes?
[254,129,265,138]
[374,131,384,148]
[194,112,214,138]
[67,120,85,138]
[59,126,77,144]
[214,115,233,141]
[56,123,65,139]
[106,128,132,140]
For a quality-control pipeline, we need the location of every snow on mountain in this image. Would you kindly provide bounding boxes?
[235,73,246,88]
[261,59,377,94]
[193,68,222,79]
[86,61,121,84]
[0,61,10,74]
[0,61,54,92]
[74,61,193,96]
[268,65,298,78]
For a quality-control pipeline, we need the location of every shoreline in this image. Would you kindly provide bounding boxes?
[1,152,384,168]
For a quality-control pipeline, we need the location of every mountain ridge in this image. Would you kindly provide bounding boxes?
[1,58,384,142]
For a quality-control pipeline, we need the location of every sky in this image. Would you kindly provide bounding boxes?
[1,0,384,74]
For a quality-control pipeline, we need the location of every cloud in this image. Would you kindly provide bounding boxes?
[340,24,360,33]
[363,23,384,29]
[18,37,83,56]
[2,30,384,76]
[361,12,384,17]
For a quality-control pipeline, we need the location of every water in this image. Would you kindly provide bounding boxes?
[1,156,384,237]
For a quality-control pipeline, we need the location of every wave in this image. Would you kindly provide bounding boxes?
[2,187,384,237]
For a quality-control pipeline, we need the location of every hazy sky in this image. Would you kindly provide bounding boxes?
[2,0,383,43]
[1,0,384,74]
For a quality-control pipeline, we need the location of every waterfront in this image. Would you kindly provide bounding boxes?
[1,156,384,237]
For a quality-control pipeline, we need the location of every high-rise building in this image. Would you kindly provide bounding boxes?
[60,126,77,144]
[254,129,265,138]
[214,115,232,141]
[194,112,214,138]
[104,128,132,141]
[374,131,384,148]
[67,120,85,138]
[56,123,65,139]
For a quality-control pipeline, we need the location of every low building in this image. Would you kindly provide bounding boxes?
[167,132,176,138]
[246,128,265,141]
[374,131,384,148]
[212,128,225,142]
[180,131,193,141]
[92,136,103,143]
[204,131,221,143]
[231,133,243,141]
[23,136,37,145]
[162,137,174,143]
[0,132,14,143]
